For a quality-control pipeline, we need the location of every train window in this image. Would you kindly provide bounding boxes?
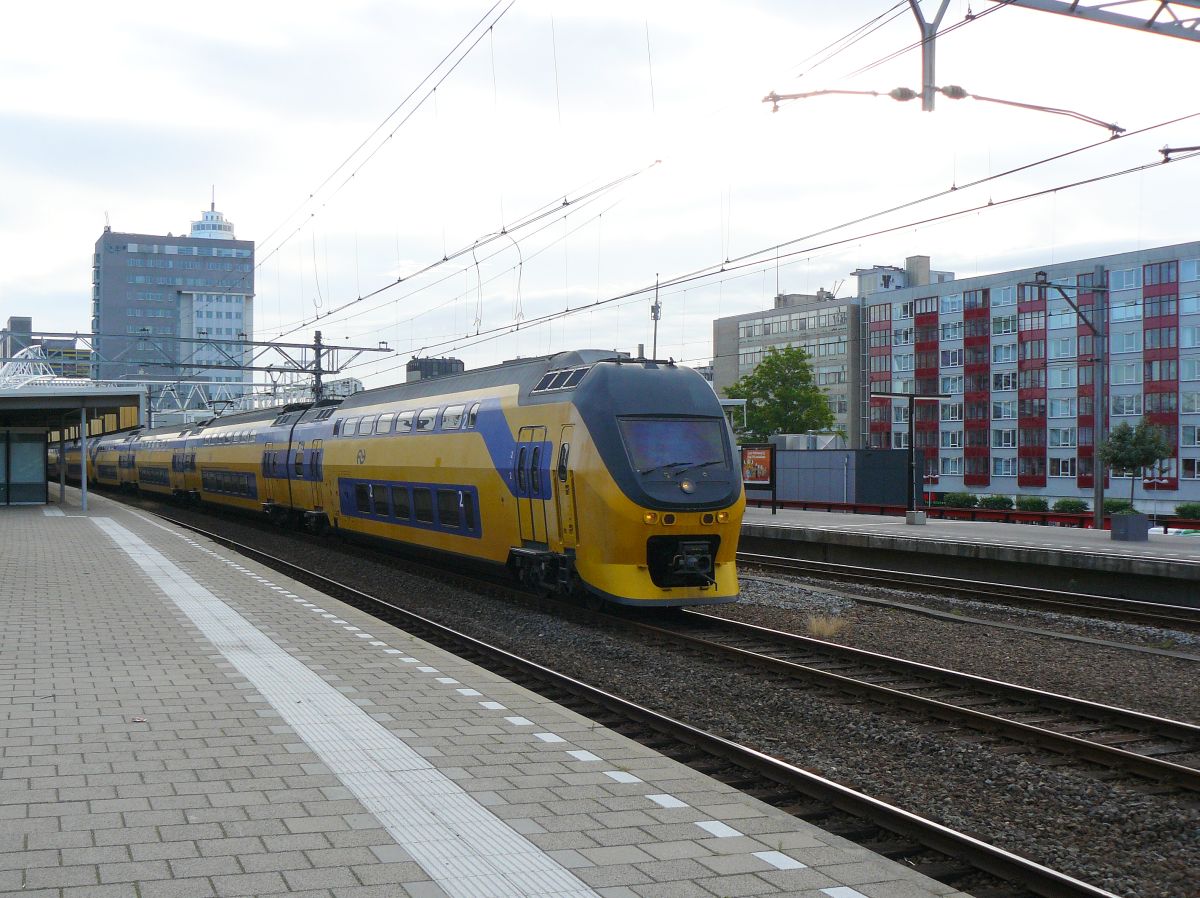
[413,488,434,523]
[360,416,378,435]
[549,370,573,389]
[294,448,303,476]
[396,411,414,433]
[437,490,460,528]
[466,403,480,429]
[343,418,360,437]
[557,443,570,481]
[441,405,465,430]
[516,447,527,492]
[530,447,542,496]
[376,413,395,434]
[355,484,371,514]
[565,368,588,387]
[533,372,557,391]
[462,491,477,531]
[390,486,410,520]
[373,484,389,516]
[417,408,438,432]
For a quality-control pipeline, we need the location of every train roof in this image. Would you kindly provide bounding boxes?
[337,350,625,410]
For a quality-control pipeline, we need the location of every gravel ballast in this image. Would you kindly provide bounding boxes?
[146,503,1200,898]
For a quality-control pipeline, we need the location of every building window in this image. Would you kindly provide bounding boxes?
[940,430,963,449]
[1049,456,1077,477]
[992,428,1016,448]
[1049,397,1077,417]
[991,285,1016,307]
[1110,394,1142,416]
[892,431,909,449]
[941,402,963,422]
[992,371,1017,391]
[992,400,1016,420]
[940,455,963,475]
[1048,367,1077,389]
[1111,361,1141,385]
[940,321,964,341]
[1145,391,1178,413]
[940,375,964,394]
[1144,261,1178,286]
[1049,427,1077,448]
[992,456,1017,476]
[940,348,963,367]
[1144,359,1177,382]
[992,343,1017,364]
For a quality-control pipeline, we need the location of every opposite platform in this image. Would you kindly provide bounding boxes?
[742,506,1200,603]
[0,489,966,898]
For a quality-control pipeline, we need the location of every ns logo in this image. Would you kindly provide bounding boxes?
[356,449,366,465]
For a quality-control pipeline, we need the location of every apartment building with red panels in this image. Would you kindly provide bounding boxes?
[856,241,1200,507]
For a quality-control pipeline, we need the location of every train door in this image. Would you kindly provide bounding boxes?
[262,442,284,504]
[514,425,549,546]
[554,425,578,549]
[307,439,325,509]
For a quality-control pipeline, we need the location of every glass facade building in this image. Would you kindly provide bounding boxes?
[92,206,254,398]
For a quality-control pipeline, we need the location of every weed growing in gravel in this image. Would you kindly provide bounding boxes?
[806,614,847,639]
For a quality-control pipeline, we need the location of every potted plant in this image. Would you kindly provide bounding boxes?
[1097,421,1171,542]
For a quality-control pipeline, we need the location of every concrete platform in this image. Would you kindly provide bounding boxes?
[742,507,1200,605]
[0,488,966,898]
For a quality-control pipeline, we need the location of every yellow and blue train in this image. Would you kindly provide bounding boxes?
[51,351,744,607]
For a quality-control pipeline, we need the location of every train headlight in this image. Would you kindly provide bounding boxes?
[716,511,730,523]
[643,512,658,524]
[679,479,696,494]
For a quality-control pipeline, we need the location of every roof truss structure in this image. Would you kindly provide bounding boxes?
[990,1,1200,41]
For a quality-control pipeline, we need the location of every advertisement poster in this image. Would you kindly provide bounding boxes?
[740,445,774,487]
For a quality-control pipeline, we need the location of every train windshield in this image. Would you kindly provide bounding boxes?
[618,417,730,475]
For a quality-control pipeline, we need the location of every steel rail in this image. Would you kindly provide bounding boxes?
[627,611,1200,791]
[144,508,1120,898]
[737,550,1200,631]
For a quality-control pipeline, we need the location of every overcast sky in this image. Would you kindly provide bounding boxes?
[3,0,1198,386]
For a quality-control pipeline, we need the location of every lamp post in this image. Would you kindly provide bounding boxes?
[1146,463,1170,533]
[1018,266,1107,529]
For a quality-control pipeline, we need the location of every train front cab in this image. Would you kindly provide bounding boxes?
[516,360,743,608]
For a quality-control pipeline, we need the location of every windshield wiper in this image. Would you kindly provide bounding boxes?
[638,460,691,475]
[638,459,725,476]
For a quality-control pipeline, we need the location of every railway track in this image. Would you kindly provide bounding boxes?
[141,504,1124,898]
[609,609,1200,793]
[737,550,1200,632]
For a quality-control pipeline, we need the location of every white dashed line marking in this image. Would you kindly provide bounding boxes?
[695,820,742,838]
[647,794,687,808]
[534,733,566,743]
[566,750,601,762]
[755,851,806,870]
[604,771,642,784]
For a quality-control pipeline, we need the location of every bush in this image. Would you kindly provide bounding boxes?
[942,492,978,508]
[1175,502,1200,519]
[1015,496,1048,512]
[1103,499,1135,514]
[979,495,1014,510]
[1052,498,1089,514]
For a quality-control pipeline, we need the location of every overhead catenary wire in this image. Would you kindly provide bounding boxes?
[285,109,1199,356]
[270,161,659,339]
[393,148,1200,363]
[251,1,520,289]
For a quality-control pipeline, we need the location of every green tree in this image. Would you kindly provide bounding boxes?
[725,346,834,442]
[1097,420,1172,505]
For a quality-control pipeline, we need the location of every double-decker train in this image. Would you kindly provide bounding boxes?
[51,351,744,607]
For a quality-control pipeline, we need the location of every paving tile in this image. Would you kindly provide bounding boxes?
[0,499,957,898]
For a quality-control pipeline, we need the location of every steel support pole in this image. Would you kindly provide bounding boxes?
[58,430,65,504]
[79,406,88,513]
[1092,264,1106,529]
[907,403,917,510]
